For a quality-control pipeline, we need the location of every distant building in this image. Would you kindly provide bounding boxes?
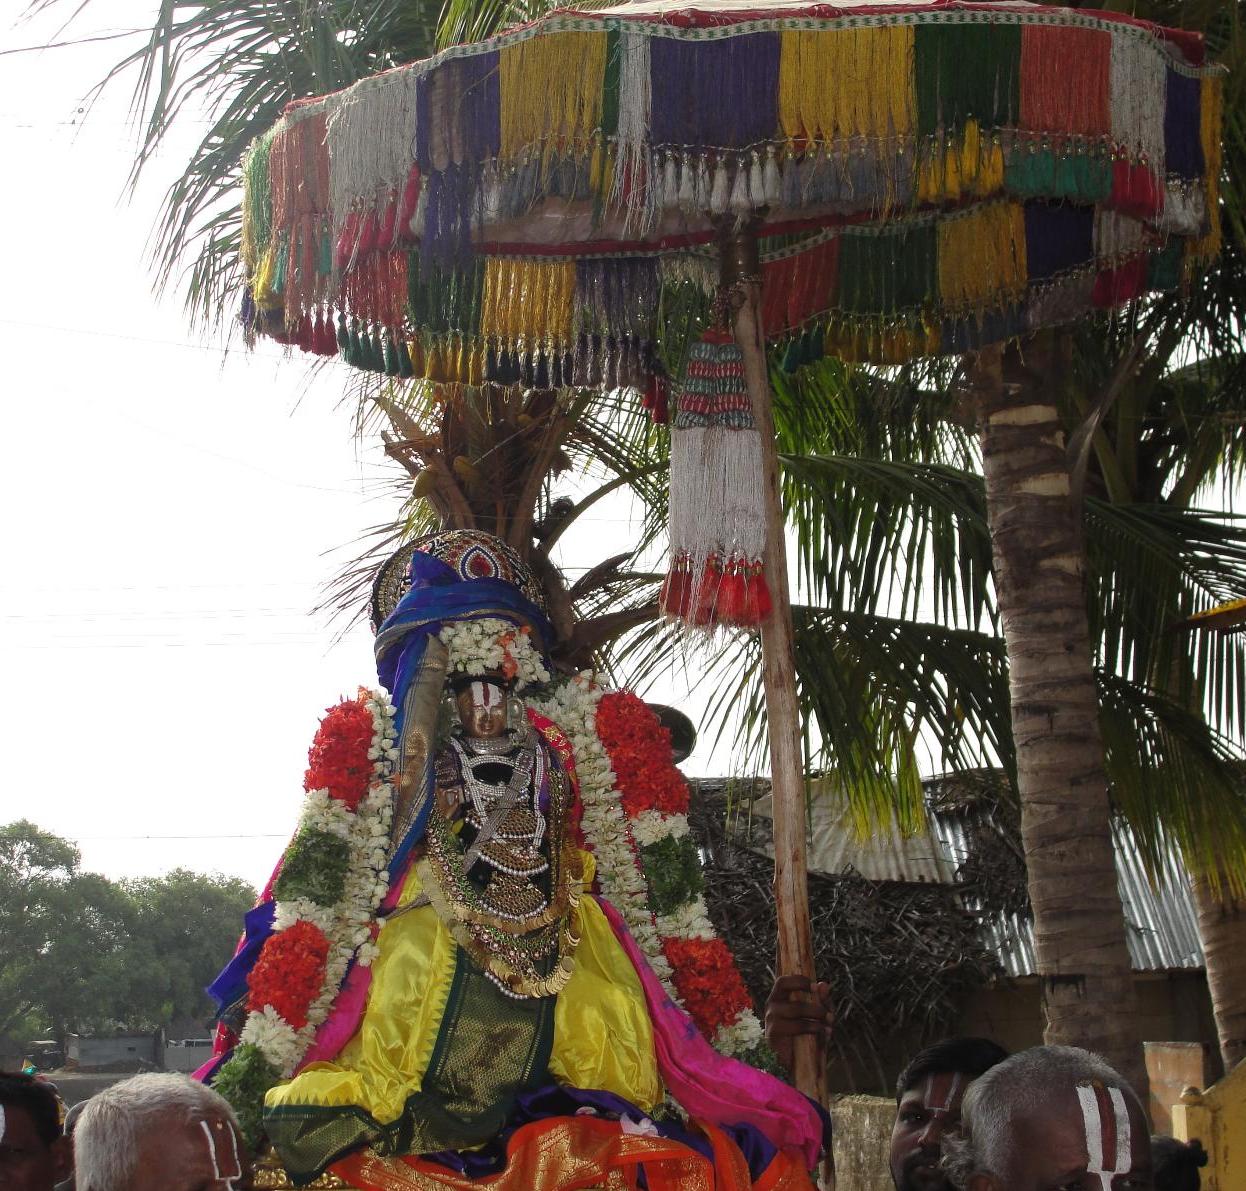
[66,1031,161,1073]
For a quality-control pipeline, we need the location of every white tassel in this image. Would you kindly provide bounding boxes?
[678,158,696,212]
[710,161,730,214]
[482,160,502,226]
[1160,180,1207,236]
[729,159,752,214]
[613,31,652,231]
[694,156,711,212]
[748,152,767,210]
[1109,31,1166,173]
[661,154,679,211]
[327,69,418,260]
[763,147,782,207]
[669,425,767,594]
[411,185,428,240]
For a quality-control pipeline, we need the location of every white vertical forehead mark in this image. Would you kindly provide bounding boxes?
[1076,1084,1131,1191]
[0,1103,6,1142]
[198,1119,243,1189]
[470,680,502,709]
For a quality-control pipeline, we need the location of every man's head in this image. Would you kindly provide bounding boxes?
[890,1037,1008,1191]
[0,1071,70,1191]
[74,1074,251,1191]
[943,1045,1153,1191]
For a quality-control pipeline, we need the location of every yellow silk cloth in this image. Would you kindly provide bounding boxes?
[265,852,662,1124]
[331,1115,817,1191]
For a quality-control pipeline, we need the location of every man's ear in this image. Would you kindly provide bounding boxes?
[51,1133,73,1183]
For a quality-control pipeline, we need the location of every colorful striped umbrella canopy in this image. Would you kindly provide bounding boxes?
[236,0,1224,1127]
[242,0,1222,381]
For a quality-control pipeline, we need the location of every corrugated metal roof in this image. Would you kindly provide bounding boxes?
[930,813,1204,976]
[730,778,1204,976]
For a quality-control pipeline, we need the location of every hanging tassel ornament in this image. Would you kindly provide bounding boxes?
[661,327,769,632]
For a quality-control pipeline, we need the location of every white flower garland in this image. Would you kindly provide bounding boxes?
[529,674,767,1062]
[527,674,675,991]
[440,618,551,690]
[240,690,396,1078]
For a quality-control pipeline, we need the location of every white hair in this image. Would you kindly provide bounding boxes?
[942,1046,1140,1188]
[75,1073,237,1191]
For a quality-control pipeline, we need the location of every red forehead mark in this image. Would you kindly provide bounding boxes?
[923,1071,964,1116]
[1076,1082,1131,1191]
[199,1119,243,1188]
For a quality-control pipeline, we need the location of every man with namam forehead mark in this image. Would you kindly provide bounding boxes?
[942,1045,1154,1191]
[74,1073,253,1191]
[890,1037,1009,1191]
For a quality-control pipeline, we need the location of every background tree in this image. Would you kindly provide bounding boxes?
[0,820,255,1042]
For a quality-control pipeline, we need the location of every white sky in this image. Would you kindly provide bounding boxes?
[0,4,717,889]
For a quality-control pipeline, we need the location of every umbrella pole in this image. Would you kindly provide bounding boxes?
[719,221,831,1166]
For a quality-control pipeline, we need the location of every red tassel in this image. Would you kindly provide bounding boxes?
[335,212,361,272]
[357,209,381,258]
[659,567,691,620]
[378,195,399,251]
[293,313,315,353]
[642,375,670,424]
[742,566,773,625]
[691,559,723,627]
[399,168,422,240]
[312,310,336,356]
[1111,158,1162,220]
[716,562,748,625]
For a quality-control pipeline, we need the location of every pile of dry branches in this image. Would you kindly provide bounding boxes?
[689,780,1000,1093]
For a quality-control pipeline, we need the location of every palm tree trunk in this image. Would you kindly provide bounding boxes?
[1190,871,1246,1075]
[974,336,1146,1095]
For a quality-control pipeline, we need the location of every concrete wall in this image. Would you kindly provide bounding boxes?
[953,971,1221,1079]
[830,1095,894,1191]
[66,1034,160,1072]
[164,1040,213,1073]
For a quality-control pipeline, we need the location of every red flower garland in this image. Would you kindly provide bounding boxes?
[247,920,331,1030]
[304,694,376,809]
[662,937,754,1038]
[594,692,689,819]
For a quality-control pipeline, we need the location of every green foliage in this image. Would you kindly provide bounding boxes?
[122,868,259,1027]
[0,821,255,1040]
[211,1043,280,1148]
[271,828,350,906]
[638,835,704,916]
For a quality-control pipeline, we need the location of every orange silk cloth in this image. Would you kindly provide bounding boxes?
[331,1115,814,1191]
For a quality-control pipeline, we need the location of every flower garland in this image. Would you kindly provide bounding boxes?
[593,690,771,1068]
[213,689,396,1142]
[439,618,550,689]
[527,675,673,989]
[531,677,776,1071]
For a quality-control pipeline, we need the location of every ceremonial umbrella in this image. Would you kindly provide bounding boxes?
[238,0,1223,1111]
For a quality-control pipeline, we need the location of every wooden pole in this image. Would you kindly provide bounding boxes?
[719,221,831,1180]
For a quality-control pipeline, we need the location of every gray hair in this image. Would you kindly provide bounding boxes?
[942,1046,1140,1188]
[75,1073,237,1191]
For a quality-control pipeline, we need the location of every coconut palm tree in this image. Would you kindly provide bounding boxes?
[35,0,1246,1089]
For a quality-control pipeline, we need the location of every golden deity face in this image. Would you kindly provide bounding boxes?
[455,679,509,739]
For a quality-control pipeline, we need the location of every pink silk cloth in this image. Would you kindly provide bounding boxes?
[597,898,824,1170]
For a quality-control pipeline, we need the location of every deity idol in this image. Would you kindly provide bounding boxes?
[200,531,825,1191]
